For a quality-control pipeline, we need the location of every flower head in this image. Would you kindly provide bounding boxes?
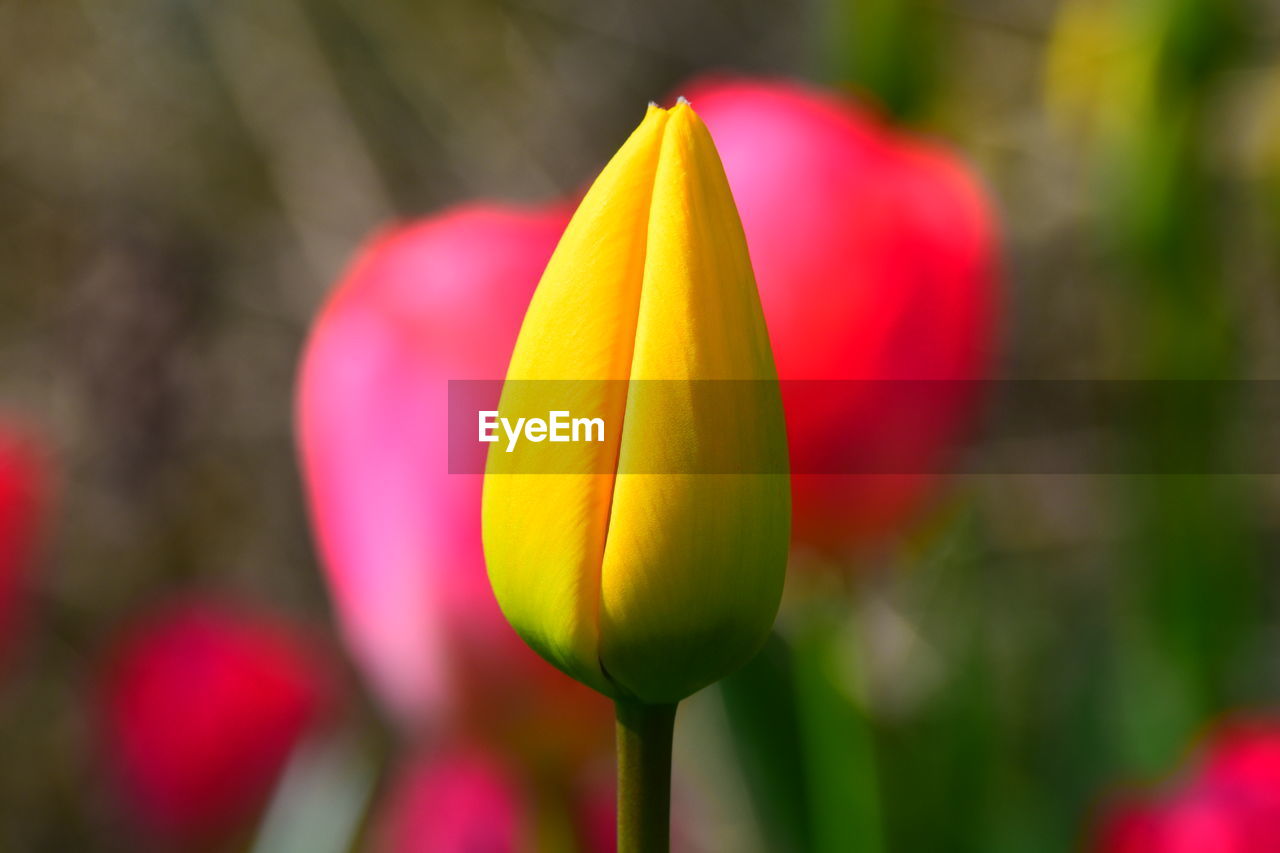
[1093,717,1280,852]
[297,203,612,761]
[683,76,997,551]
[0,421,47,669]
[483,100,790,704]
[97,599,335,841]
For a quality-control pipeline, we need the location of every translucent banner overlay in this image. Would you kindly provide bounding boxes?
[448,380,1280,474]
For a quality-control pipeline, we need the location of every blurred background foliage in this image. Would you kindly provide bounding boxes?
[5,0,1280,850]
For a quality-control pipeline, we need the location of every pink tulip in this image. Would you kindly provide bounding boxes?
[1199,718,1280,815]
[0,421,46,668]
[682,76,999,552]
[97,599,335,842]
[1096,793,1259,853]
[1093,718,1280,852]
[296,203,611,756]
[372,747,528,853]
[375,749,640,853]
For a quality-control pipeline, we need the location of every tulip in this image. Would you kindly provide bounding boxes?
[297,202,612,764]
[1198,718,1280,813]
[1096,794,1261,853]
[0,421,47,669]
[97,599,334,842]
[483,99,789,704]
[372,747,527,853]
[681,76,998,552]
[1093,718,1280,852]
[483,99,789,852]
[375,747,634,853]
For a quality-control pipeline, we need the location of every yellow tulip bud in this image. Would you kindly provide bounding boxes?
[482,99,791,705]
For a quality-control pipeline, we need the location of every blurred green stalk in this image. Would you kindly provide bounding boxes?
[792,607,885,853]
[721,601,884,853]
[821,0,938,122]
[1099,0,1256,777]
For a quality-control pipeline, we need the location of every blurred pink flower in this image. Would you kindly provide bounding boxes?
[682,75,999,553]
[1094,717,1280,852]
[0,420,47,668]
[374,748,634,853]
[1199,718,1280,815]
[1096,793,1259,853]
[372,747,528,853]
[97,599,335,842]
[296,202,611,758]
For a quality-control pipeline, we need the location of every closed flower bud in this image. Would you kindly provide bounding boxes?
[482,100,790,705]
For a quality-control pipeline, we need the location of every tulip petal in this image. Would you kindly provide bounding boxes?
[483,106,670,694]
[597,103,789,702]
[484,102,789,703]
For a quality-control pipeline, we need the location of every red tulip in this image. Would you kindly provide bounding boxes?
[98,599,334,842]
[1199,718,1280,815]
[0,421,47,668]
[296,203,610,758]
[682,76,999,551]
[374,749,643,853]
[1096,793,1260,853]
[372,747,528,853]
[1093,718,1280,852]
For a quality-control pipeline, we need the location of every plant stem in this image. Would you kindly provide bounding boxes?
[615,699,678,853]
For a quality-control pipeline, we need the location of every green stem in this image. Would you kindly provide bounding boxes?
[615,699,678,853]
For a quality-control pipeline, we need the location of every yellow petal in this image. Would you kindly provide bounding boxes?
[597,102,789,702]
[483,105,667,693]
[483,101,790,703]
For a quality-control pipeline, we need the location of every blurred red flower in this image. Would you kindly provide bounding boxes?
[98,599,335,842]
[1199,718,1280,816]
[0,420,48,668]
[1097,793,1259,853]
[372,747,528,853]
[296,203,611,760]
[0,422,46,666]
[683,75,999,553]
[373,747,633,853]
[1095,718,1280,852]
